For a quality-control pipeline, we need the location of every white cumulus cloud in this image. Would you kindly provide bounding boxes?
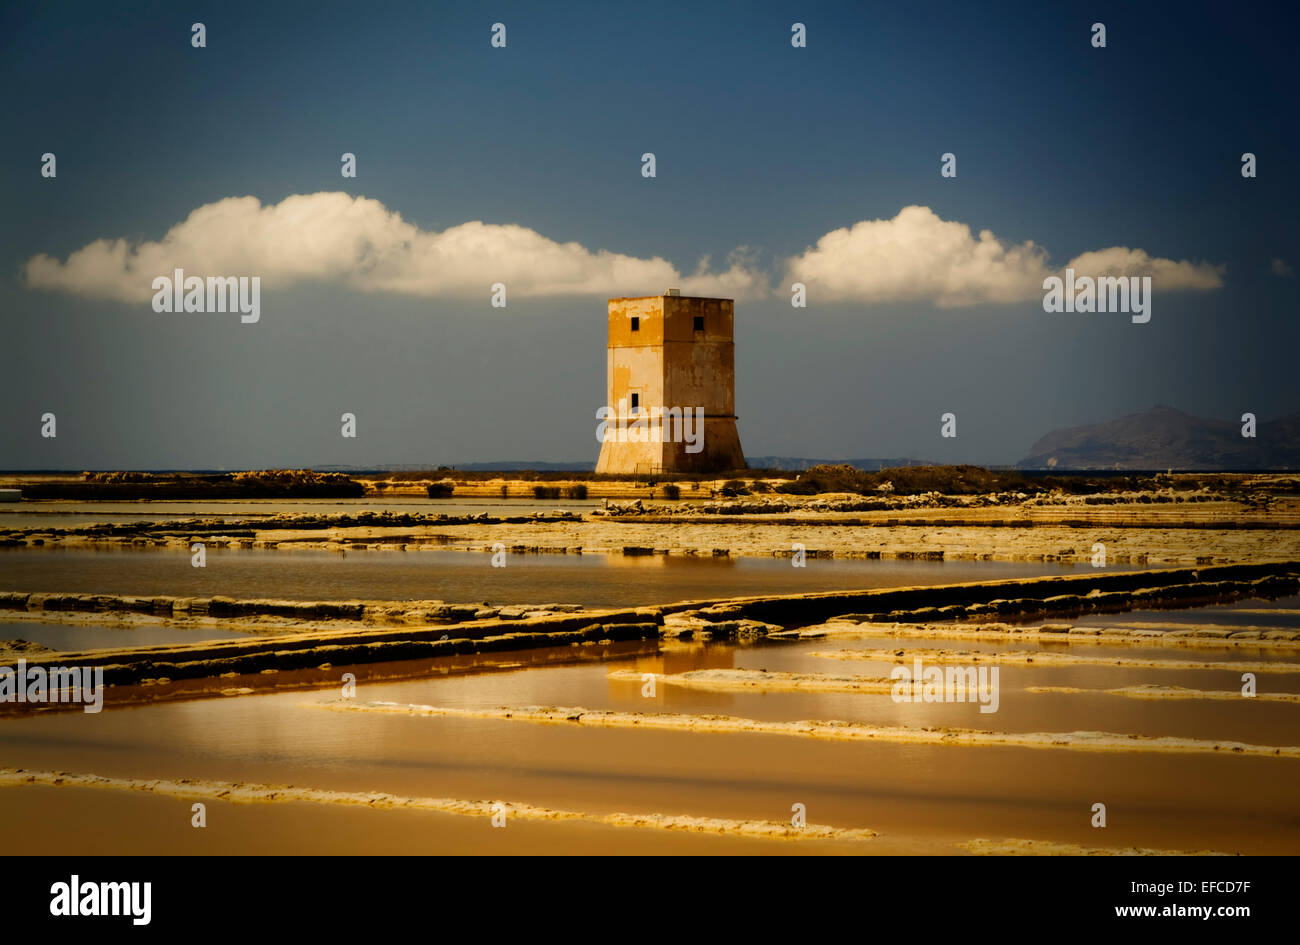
[784,205,1224,307]
[23,192,768,303]
[1064,246,1224,290]
[23,196,1225,309]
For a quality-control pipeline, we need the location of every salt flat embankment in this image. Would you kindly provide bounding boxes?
[2,561,1295,694]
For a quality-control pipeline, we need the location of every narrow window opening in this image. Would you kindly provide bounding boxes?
[630,392,640,414]
[630,316,640,331]
[693,315,704,332]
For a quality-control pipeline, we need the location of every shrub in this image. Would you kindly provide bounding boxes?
[662,484,681,500]
[720,479,749,497]
[564,484,588,499]
[772,464,1097,497]
[773,464,873,495]
[533,485,561,499]
[426,480,454,498]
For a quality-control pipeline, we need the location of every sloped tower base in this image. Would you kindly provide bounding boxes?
[596,416,746,475]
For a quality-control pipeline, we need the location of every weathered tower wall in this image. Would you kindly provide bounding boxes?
[595,294,746,475]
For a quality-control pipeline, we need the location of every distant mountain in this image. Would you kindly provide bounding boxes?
[447,458,937,473]
[317,458,934,474]
[745,457,932,472]
[315,462,596,473]
[450,461,596,472]
[1017,406,1300,470]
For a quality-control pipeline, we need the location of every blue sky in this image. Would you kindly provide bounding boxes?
[1,0,1296,468]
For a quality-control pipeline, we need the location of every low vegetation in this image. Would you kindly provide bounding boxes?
[14,470,365,500]
[774,464,1161,497]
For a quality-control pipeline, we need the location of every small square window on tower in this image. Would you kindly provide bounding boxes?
[630,316,640,331]
[693,315,704,331]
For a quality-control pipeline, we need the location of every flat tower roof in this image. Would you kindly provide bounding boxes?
[607,294,735,302]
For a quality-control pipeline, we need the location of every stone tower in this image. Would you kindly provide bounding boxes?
[595,291,746,475]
